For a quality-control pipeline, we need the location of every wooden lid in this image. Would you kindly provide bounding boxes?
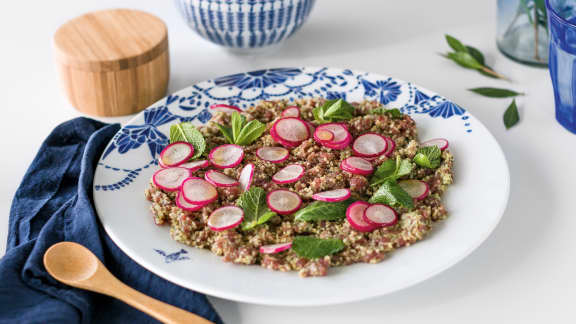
[54,9,168,72]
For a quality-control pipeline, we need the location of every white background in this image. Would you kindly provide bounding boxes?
[1,0,574,323]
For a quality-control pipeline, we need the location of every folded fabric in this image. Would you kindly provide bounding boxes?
[0,117,222,324]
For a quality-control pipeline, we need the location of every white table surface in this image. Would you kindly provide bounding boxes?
[1,0,574,323]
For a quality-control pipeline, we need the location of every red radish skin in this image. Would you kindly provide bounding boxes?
[346,201,376,232]
[340,156,374,176]
[259,242,292,254]
[272,164,305,184]
[384,137,396,157]
[181,177,218,205]
[281,106,300,118]
[152,167,190,192]
[179,159,210,172]
[398,180,430,200]
[352,133,388,157]
[209,104,242,114]
[312,188,351,202]
[266,190,302,215]
[176,192,205,211]
[159,142,194,167]
[238,163,255,192]
[421,138,449,151]
[313,129,335,143]
[272,117,310,143]
[207,206,244,231]
[256,147,289,163]
[316,123,350,145]
[204,170,240,187]
[363,204,398,228]
[209,144,245,168]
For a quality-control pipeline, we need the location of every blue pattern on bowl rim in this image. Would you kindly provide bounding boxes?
[175,0,316,49]
[94,66,471,192]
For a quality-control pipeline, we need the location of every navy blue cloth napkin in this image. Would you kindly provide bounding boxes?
[0,117,222,324]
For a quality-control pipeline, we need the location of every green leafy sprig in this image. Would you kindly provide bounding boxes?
[217,112,267,146]
[442,35,509,80]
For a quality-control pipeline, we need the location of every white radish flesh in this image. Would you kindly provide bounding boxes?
[352,133,388,157]
[346,201,375,232]
[209,144,244,168]
[207,206,244,231]
[312,189,351,202]
[266,190,302,215]
[273,118,310,143]
[204,170,239,187]
[398,180,429,200]
[272,164,305,184]
[421,138,449,151]
[181,177,218,205]
[176,192,205,211]
[238,163,255,192]
[363,204,398,227]
[340,157,374,175]
[179,159,210,172]
[281,106,300,118]
[160,142,194,167]
[259,242,292,254]
[256,147,289,163]
[152,167,190,191]
[210,104,242,114]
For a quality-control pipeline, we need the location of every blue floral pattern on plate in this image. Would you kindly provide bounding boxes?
[94,67,472,192]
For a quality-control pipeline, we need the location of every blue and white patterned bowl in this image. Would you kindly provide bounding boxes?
[175,0,316,51]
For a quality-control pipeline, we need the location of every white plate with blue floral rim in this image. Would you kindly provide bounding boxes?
[93,67,509,306]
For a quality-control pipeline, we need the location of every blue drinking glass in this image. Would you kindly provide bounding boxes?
[547,0,576,133]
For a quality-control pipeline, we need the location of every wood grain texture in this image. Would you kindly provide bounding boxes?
[54,9,169,116]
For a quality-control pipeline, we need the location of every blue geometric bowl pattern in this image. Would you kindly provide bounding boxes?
[175,0,316,49]
[94,67,470,192]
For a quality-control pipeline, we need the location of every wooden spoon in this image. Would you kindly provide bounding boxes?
[43,241,213,324]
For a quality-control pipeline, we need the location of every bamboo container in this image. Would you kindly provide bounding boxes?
[54,9,169,117]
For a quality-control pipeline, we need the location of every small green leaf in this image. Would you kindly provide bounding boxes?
[294,200,353,222]
[369,180,414,209]
[446,52,484,70]
[445,34,468,53]
[291,236,345,259]
[169,122,206,159]
[216,124,234,144]
[313,99,355,123]
[413,146,442,169]
[466,45,485,65]
[231,112,246,140]
[238,187,277,230]
[235,120,267,145]
[370,157,414,187]
[369,107,403,119]
[468,87,524,98]
[503,99,520,129]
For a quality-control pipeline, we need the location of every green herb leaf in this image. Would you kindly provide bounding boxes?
[169,122,206,159]
[313,99,355,123]
[369,107,403,119]
[369,180,414,209]
[503,99,520,129]
[216,124,234,144]
[231,112,246,140]
[237,187,277,230]
[445,52,484,70]
[294,200,353,222]
[413,146,442,169]
[466,45,485,65]
[445,34,468,53]
[291,236,345,259]
[235,120,267,146]
[469,87,524,98]
[370,157,414,186]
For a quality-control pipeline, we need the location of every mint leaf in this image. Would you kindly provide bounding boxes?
[216,124,234,144]
[369,180,414,208]
[313,99,355,123]
[370,157,413,186]
[169,122,206,159]
[231,112,246,140]
[235,120,267,145]
[369,107,403,119]
[445,34,467,53]
[503,99,520,129]
[468,87,524,98]
[413,146,442,169]
[294,200,353,222]
[237,187,277,230]
[291,236,345,259]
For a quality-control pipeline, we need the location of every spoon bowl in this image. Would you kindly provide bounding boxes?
[44,242,99,283]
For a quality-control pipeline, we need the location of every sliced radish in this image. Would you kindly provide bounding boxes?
[281,106,300,118]
[181,177,218,205]
[209,144,244,169]
[238,163,255,192]
[352,133,388,157]
[210,104,242,114]
[159,142,194,167]
[272,164,305,184]
[204,170,239,187]
[305,121,315,137]
[266,190,302,215]
[421,138,449,151]
[384,138,396,157]
[259,242,292,254]
[363,204,398,227]
[312,188,351,202]
[207,206,244,231]
[398,180,429,200]
[316,123,350,145]
[313,129,334,143]
[272,117,310,143]
[152,167,190,191]
[340,156,374,176]
[270,124,301,148]
[179,159,210,172]
[176,191,205,212]
[256,147,289,163]
[346,201,376,232]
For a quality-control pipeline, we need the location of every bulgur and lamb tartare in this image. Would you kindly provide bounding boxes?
[145,98,454,277]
